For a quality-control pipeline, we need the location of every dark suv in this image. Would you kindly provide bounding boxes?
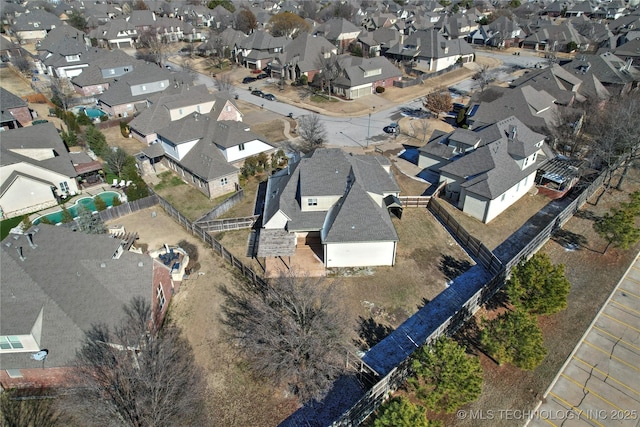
[251,90,265,97]
[242,76,257,84]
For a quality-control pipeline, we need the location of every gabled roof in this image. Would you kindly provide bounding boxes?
[37,25,86,52]
[334,55,402,88]
[469,85,557,132]
[12,10,62,32]
[262,148,399,242]
[0,123,78,179]
[97,63,178,107]
[0,225,153,369]
[312,17,361,40]
[274,33,336,73]
[439,116,546,199]
[237,30,288,50]
[128,84,218,135]
[562,52,640,87]
[0,87,27,110]
[385,29,474,59]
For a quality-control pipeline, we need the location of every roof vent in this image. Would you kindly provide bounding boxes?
[27,233,37,249]
[18,246,25,261]
[100,262,106,268]
[5,242,11,247]
[138,261,144,267]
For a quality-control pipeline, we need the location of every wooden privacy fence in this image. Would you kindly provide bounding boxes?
[398,196,430,208]
[194,189,245,223]
[154,194,267,289]
[97,194,159,223]
[196,216,259,233]
[326,169,610,426]
[428,198,503,276]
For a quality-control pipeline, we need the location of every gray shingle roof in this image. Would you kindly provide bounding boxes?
[274,33,336,74]
[262,148,399,244]
[334,55,402,88]
[312,17,361,41]
[0,123,78,179]
[12,10,62,32]
[0,87,27,110]
[0,225,153,369]
[439,116,546,199]
[97,63,175,107]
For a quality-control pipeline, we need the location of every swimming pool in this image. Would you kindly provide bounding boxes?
[33,191,121,225]
[84,108,107,119]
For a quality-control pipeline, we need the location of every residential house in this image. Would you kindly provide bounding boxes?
[269,33,336,82]
[312,18,362,53]
[126,10,200,43]
[418,116,550,223]
[361,12,399,31]
[145,111,274,199]
[564,1,594,18]
[197,27,246,57]
[468,16,525,48]
[520,21,590,52]
[128,84,228,144]
[259,148,401,270]
[71,49,138,97]
[0,35,24,62]
[436,13,479,40]
[90,19,139,49]
[11,10,62,42]
[332,55,402,99]
[35,26,96,78]
[384,29,475,73]
[234,30,289,70]
[0,87,32,129]
[357,27,401,57]
[542,0,571,18]
[613,38,640,66]
[466,85,558,133]
[0,124,79,219]
[0,224,172,386]
[96,63,182,118]
[509,63,610,105]
[562,52,640,95]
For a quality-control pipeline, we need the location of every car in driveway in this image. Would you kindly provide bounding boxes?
[262,93,276,101]
[256,73,269,79]
[242,76,257,84]
[251,90,265,97]
[383,123,400,134]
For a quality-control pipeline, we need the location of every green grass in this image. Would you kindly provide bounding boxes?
[1,216,25,241]
[154,171,186,191]
[310,94,339,103]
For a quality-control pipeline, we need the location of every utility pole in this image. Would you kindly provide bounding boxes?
[367,113,371,148]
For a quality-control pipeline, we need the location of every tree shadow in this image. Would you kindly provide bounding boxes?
[551,229,588,250]
[416,297,431,311]
[574,209,601,222]
[483,289,510,311]
[354,316,395,350]
[439,254,472,282]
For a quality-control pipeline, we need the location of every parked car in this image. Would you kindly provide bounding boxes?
[242,76,257,84]
[262,93,276,101]
[383,123,400,134]
[256,73,269,79]
[251,90,265,97]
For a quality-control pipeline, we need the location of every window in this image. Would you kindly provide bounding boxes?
[221,177,228,185]
[501,194,506,201]
[156,284,166,311]
[60,181,69,193]
[524,157,528,166]
[238,143,245,151]
[0,336,23,350]
[308,198,318,206]
[141,85,146,91]
[160,82,165,87]
[363,68,382,78]
[124,67,130,72]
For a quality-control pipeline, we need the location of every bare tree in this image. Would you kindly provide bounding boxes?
[220,271,350,404]
[10,55,30,74]
[550,106,586,157]
[472,64,494,92]
[50,76,74,112]
[411,119,432,144]
[70,297,208,427]
[137,29,167,67]
[297,114,327,154]
[213,73,235,95]
[207,34,227,70]
[105,147,131,177]
[235,7,258,34]
[0,387,69,427]
[423,89,453,119]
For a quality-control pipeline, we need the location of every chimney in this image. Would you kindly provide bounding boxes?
[27,233,37,248]
[18,246,25,261]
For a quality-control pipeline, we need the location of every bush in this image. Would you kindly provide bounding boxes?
[376,86,385,94]
[76,113,92,126]
[112,196,122,207]
[100,114,108,122]
[94,196,107,212]
[120,121,130,138]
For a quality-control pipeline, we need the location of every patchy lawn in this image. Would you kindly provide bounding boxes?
[151,171,216,221]
[250,119,287,143]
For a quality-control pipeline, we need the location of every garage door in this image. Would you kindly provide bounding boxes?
[352,86,371,99]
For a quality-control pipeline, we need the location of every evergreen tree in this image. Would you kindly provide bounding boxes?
[60,206,74,224]
[93,195,107,212]
[85,126,109,158]
[373,397,435,427]
[594,207,640,253]
[408,336,483,413]
[505,252,571,315]
[480,310,547,370]
[75,206,107,234]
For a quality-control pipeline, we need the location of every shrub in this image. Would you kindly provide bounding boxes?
[376,86,385,94]
[100,114,108,122]
[94,196,107,212]
[120,121,130,138]
[76,113,92,126]
[112,196,122,207]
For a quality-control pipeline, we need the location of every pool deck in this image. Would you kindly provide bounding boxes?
[29,182,125,222]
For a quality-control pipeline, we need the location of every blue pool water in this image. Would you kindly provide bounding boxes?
[84,107,107,119]
[34,191,120,225]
